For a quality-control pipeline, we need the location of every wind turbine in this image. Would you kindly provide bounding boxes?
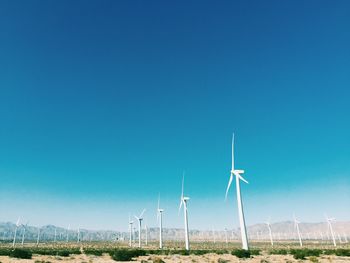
[66,224,70,243]
[293,214,303,247]
[36,227,41,246]
[128,215,134,247]
[54,227,57,242]
[144,223,148,246]
[179,173,190,251]
[325,214,336,247]
[134,209,146,248]
[157,195,164,249]
[225,133,249,250]
[265,220,274,246]
[12,217,21,248]
[77,227,80,243]
[21,221,29,247]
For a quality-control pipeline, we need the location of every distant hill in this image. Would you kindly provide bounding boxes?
[1,221,349,243]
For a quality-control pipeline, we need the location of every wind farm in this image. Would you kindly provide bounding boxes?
[1,0,350,262]
[1,134,350,262]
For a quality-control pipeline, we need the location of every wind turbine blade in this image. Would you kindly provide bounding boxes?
[158,194,160,210]
[134,216,139,220]
[324,213,329,221]
[178,199,183,214]
[225,174,233,200]
[181,172,185,198]
[232,133,235,171]
[139,209,146,218]
[238,174,249,184]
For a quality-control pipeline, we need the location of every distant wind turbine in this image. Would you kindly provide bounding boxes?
[21,221,29,247]
[77,227,80,243]
[36,227,41,246]
[54,227,57,242]
[134,209,146,248]
[325,214,337,247]
[144,223,148,246]
[66,224,70,243]
[12,217,21,248]
[179,173,190,251]
[225,133,249,250]
[293,214,303,247]
[157,194,164,249]
[265,220,274,246]
[128,215,134,247]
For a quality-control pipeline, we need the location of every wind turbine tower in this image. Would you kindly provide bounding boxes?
[225,133,249,250]
[134,209,146,248]
[12,217,21,248]
[36,227,40,246]
[21,221,29,247]
[293,214,303,247]
[179,174,190,251]
[157,195,164,249]
[326,215,337,247]
[128,216,134,247]
[265,221,274,246]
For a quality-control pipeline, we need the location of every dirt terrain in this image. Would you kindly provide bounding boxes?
[1,253,350,263]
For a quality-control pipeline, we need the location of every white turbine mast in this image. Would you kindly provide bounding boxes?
[54,227,57,242]
[293,214,303,247]
[157,194,164,249]
[21,221,29,247]
[144,223,148,246]
[225,133,249,250]
[12,217,21,248]
[77,227,80,243]
[134,209,146,248]
[265,220,274,246]
[36,227,41,246]
[325,214,337,247]
[128,215,134,247]
[179,173,190,250]
[66,224,70,243]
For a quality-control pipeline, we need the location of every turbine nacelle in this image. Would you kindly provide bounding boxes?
[231,169,244,174]
[134,216,143,222]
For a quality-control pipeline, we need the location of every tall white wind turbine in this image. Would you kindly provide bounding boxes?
[157,194,164,249]
[325,214,336,247]
[144,223,148,246]
[77,227,80,243]
[54,227,57,242]
[179,174,190,251]
[265,220,274,246]
[128,215,134,247]
[66,224,70,243]
[21,221,29,247]
[225,133,249,250]
[293,214,303,247]
[36,227,41,246]
[134,209,146,248]
[12,217,21,248]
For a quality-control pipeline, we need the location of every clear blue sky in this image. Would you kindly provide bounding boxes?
[0,0,349,231]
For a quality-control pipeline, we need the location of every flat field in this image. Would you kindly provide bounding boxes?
[1,241,350,262]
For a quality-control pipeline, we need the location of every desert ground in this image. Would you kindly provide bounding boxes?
[1,241,350,263]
